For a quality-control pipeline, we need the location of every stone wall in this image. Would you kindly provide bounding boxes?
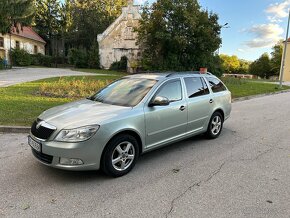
[98,3,141,73]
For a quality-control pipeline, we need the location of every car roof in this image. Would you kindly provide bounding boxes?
[124,71,216,81]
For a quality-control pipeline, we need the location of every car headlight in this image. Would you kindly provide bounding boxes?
[55,125,100,142]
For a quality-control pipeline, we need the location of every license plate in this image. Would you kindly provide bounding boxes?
[28,136,41,152]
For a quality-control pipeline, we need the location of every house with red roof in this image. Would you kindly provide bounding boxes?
[0,26,46,64]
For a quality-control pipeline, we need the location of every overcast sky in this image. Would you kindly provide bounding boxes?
[135,0,290,61]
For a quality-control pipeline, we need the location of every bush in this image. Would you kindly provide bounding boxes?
[68,48,88,68]
[110,56,127,71]
[88,43,100,69]
[10,48,32,66]
[31,53,53,67]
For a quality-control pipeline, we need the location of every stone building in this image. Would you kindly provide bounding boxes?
[0,27,46,64]
[97,0,141,73]
[281,38,290,82]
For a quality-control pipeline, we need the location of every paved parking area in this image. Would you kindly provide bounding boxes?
[0,67,96,87]
[1,93,290,217]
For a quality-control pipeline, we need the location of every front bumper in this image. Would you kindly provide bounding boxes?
[28,133,105,171]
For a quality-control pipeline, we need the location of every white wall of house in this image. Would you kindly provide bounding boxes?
[0,34,45,63]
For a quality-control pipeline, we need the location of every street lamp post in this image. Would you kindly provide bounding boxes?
[279,10,290,88]
[218,23,230,54]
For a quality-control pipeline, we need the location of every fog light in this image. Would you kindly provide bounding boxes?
[59,158,84,165]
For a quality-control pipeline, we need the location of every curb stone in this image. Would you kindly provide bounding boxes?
[0,126,30,134]
[1,90,290,134]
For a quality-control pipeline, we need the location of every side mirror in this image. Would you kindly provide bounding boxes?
[149,96,170,107]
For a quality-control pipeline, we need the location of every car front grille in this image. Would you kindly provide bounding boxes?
[31,119,56,140]
[31,149,53,164]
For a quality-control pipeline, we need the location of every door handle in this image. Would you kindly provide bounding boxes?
[209,99,214,104]
[179,106,186,111]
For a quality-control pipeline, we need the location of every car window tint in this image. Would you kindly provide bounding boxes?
[206,77,227,93]
[184,77,209,98]
[156,80,182,102]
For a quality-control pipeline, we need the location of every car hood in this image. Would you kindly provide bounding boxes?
[39,99,132,129]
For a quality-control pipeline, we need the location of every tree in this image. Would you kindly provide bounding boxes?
[249,53,274,79]
[237,59,250,74]
[67,0,127,50]
[220,54,240,73]
[270,40,283,76]
[0,0,34,34]
[137,0,222,74]
[34,0,62,55]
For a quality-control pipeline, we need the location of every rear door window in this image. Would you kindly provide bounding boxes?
[206,77,227,93]
[184,77,209,98]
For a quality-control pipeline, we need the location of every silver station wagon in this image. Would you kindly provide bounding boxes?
[28,72,231,177]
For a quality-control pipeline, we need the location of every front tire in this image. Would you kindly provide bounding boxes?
[206,112,223,139]
[101,134,139,177]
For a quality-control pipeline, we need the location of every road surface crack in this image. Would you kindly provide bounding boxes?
[165,161,226,218]
[239,148,273,161]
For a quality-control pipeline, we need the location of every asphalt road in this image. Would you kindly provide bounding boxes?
[0,67,96,87]
[1,93,290,218]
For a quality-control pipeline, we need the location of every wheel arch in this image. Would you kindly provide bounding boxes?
[213,108,225,121]
[101,129,143,160]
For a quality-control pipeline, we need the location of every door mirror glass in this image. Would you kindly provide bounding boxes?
[149,96,170,107]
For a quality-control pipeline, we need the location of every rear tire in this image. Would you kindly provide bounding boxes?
[206,112,223,139]
[101,134,139,177]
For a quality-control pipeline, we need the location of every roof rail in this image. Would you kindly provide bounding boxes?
[166,71,213,77]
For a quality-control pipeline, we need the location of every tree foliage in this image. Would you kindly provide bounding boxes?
[136,0,222,74]
[220,54,250,74]
[237,59,251,74]
[66,0,127,50]
[249,53,273,79]
[270,41,283,76]
[0,0,34,34]
[34,0,62,55]
[220,54,240,73]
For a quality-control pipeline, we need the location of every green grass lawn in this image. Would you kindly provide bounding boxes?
[221,77,290,98]
[0,75,121,126]
[0,76,289,126]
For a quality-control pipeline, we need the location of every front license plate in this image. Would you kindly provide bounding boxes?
[28,136,41,152]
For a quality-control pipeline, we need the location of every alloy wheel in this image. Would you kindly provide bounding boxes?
[111,141,135,171]
[210,115,222,135]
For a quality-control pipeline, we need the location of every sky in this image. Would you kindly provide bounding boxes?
[134,0,290,61]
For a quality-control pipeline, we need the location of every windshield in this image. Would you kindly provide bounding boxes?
[90,78,157,107]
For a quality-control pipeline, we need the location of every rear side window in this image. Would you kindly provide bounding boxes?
[184,77,209,98]
[156,80,182,102]
[206,77,227,93]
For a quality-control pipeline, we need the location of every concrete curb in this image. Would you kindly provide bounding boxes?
[1,90,290,134]
[0,126,30,134]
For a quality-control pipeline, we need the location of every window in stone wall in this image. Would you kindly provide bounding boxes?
[34,45,38,54]
[16,41,20,49]
[0,37,4,48]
